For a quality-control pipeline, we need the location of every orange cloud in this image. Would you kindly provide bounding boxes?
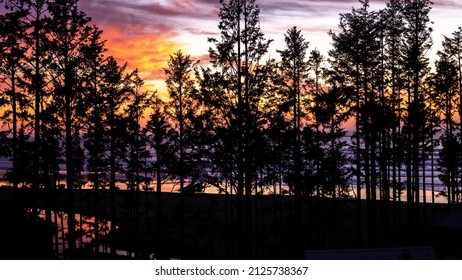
[100,24,185,96]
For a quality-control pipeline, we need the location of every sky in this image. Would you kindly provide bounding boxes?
[0,0,458,93]
[74,0,462,93]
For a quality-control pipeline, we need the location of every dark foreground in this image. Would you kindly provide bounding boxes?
[0,187,460,259]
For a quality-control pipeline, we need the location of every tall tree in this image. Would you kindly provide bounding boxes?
[122,69,151,258]
[144,94,173,258]
[314,83,351,248]
[401,0,433,223]
[81,26,108,254]
[6,0,51,218]
[47,0,92,254]
[277,26,310,254]
[308,49,325,198]
[383,0,406,222]
[440,27,462,204]
[207,0,271,258]
[164,50,198,256]
[100,56,132,255]
[328,0,381,246]
[434,46,460,206]
[0,9,28,191]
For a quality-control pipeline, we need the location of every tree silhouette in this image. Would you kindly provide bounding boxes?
[0,9,27,191]
[207,0,272,258]
[328,0,382,246]
[121,69,151,258]
[144,94,174,258]
[81,26,108,254]
[46,0,93,255]
[401,0,433,223]
[439,27,462,205]
[164,50,198,257]
[434,44,460,206]
[277,26,310,256]
[101,56,133,255]
[309,49,326,198]
[383,0,406,222]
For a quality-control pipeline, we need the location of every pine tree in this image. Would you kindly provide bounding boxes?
[440,27,462,205]
[314,83,351,248]
[81,26,108,254]
[277,26,310,255]
[121,69,151,258]
[383,0,406,222]
[0,9,28,191]
[144,94,173,258]
[434,48,460,205]
[46,0,92,256]
[100,56,132,255]
[207,0,271,258]
[328,0,381,246]
[401,0,433,223]
[309,49,325,198]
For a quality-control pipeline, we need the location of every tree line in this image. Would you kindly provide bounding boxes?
[1,0,462,259]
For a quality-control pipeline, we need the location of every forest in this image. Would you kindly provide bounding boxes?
[1,0,462,259]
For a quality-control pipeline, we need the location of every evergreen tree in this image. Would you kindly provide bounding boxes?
[328,0,381,246]
[277,26,310,254]
[121,69,151,258]
[440,27,462,204]
[383,0,406,220]
[144,94,174,258]
[81,26,108,254]
[401,0,433,223]
[434,47,460,205]
[46,0,93,255]
[308,49,325,198]
[0,9,28,190]
[164,50,198,256]
[206,0,272,258]
[314,84,351,248]
[101,56,132,255]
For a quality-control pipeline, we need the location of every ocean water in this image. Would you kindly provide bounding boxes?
[0,155,450,203]
[0,157,8,180]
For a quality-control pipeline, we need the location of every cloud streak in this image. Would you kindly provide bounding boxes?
[75,0,459,92]
[78,0,220,83]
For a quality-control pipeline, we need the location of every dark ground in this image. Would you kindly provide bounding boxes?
[0,187,459,259]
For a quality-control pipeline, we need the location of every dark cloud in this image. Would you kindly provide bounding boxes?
[79,0,219,27]
[432,0,462,9]
[259,0,382,16]
[184,27,219,36]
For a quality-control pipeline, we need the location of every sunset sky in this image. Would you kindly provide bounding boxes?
[77,0,462,93]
